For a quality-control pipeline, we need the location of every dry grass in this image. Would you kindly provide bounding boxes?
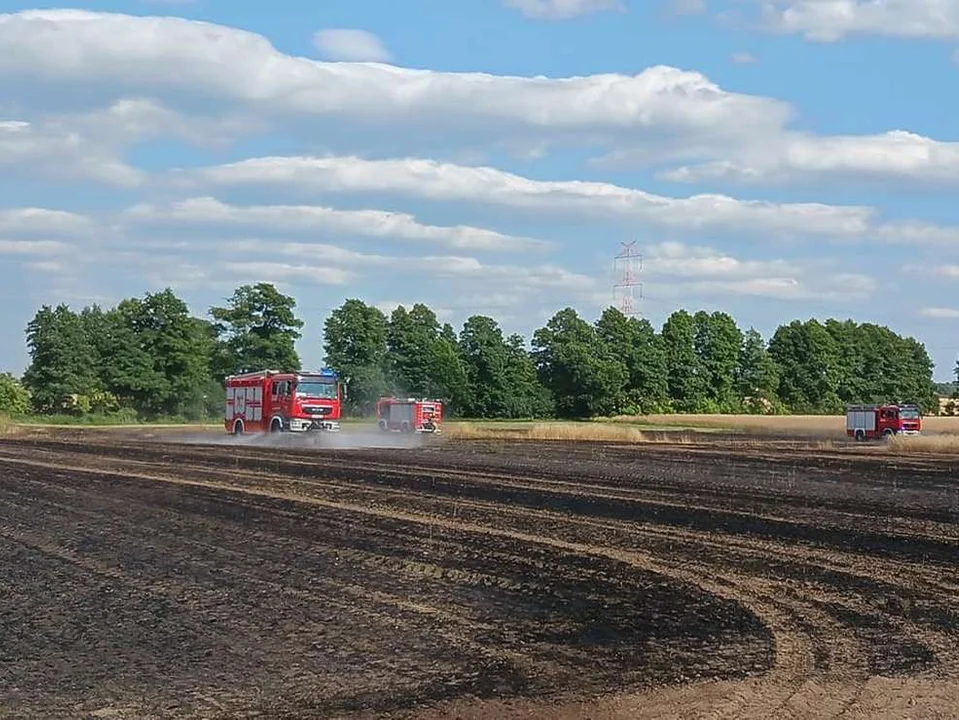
[445,421,650,443]
[885,433,959,455]
[0,414,18,437]
[608,413,959,437]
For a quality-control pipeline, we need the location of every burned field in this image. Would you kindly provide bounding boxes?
[1,430,958,718]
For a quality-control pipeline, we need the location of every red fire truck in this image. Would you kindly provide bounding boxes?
[224,368,342,434]
[376,397,442,433]
[846,403,922,440]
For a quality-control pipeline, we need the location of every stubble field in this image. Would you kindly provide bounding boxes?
[1,424,958,719]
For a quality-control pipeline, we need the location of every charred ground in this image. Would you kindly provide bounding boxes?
[0,428,957,718]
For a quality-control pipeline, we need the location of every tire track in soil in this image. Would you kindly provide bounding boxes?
[1,432,958,718]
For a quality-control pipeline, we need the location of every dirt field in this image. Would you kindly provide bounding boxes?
[1,427,958,719]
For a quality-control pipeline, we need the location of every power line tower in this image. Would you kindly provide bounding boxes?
[613,241,643,318]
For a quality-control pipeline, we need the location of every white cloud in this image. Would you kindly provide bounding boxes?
[374,299,455,321]
[504,0,625,19]
[313,29,391,62]
[0,118,142,186]
[658,129,959,185]
[224,238,591,291]
[221,261,354,285]
[754,0,959,42]
[0,9,954,193]
[0,207,92,235]
[920,307,959,319]
[184,154,876,238]
[0,98,256,188]
[123,197,550,252]
[642,241,797,279]
[0,9,789,147]
[874,220,959,246]
[731,52,758,64]
[0,239,71,256]
[636,240,875,301]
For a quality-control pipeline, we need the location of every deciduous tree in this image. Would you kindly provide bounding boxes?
[323,299,389,415]
[210,282,303,377]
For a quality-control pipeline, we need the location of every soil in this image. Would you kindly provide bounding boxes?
[1,427,957,718]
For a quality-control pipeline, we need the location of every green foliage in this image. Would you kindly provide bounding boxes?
[594,308,668,414]
[737,328,782,414]
[458,315,542,418]
[114,289,215,419]
[532,307,627,418]
[0,373,31,416]
[210,283,303,378]
[18,285,941,422]
[661,309,705,412]
[694,311,743,413]
[322,299,390,416]
[22,304,101,413]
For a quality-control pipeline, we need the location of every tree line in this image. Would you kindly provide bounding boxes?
[0,283,943,420]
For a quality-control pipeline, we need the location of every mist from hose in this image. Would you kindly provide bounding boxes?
[169,425,430,450]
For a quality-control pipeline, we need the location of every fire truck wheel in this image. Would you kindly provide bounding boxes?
[855,429,864,441]
[232,419,244,435]
[270,418,282,433]
[378,419,388,432]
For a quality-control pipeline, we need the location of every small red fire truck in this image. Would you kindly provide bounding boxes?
[846,403,922,440]
[376,397,442,433]
[224,368,342,434]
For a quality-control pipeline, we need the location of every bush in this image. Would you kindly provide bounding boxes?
[0,373,30,416]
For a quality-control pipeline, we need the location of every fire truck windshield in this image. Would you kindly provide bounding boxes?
[900,407,920,419]
[294,380,337,399]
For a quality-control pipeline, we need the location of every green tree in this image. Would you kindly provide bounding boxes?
[594,307,668,414]
[0,373,31,416]
[457,315,514,418]
[386,303,443,396]
[210,283,303,377]
[22,304,100,413]
[503,333,553,418]
[660,310,705,412]
[768,319,842,413]
[736,328,782,414]
[532,307,627,418]
[116,289,214,419]
[429,322,470,413]
[693,311,743,413]
[323,299,390,415]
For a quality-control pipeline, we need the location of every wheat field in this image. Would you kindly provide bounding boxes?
[443,414,959,452]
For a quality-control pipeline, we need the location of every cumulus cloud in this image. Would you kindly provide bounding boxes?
[504,0,625,19]
[642,241,797,279]
[123,196,551,252]
[919,307,959,319]
[0,9,789,148]
[637,240,875,301]
[753,0,959,42]
[0,239,71,256]
[1,9,953,189]
[657,129,959,185]
[0,118,142,186]
[1,98,260,188]
[0,207,93,235]
[183,154,876,238]
[313,29,391,62]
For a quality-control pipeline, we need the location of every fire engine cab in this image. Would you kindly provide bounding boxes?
[224,368,342,434]
[846,402,921,441]
[376,397,442,433]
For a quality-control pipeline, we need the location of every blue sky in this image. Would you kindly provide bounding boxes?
[2,0,959,380]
